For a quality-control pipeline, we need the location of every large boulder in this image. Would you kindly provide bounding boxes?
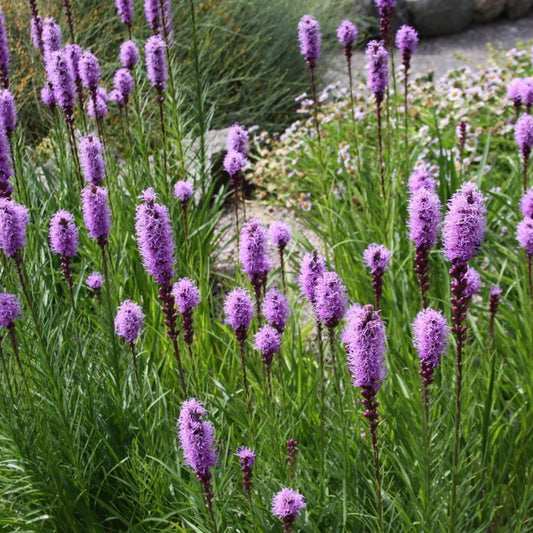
[505,0,531,18]
[406,0,473,37]
[473,0,506,22]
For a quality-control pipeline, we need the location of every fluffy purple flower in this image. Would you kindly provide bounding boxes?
[224,287,254,339]
[86,271,104,290]
[407,188,441,248]
[364,243,391,274]
[108,89,124,106]
[342,303,387,391]
[517,217,533,255]
[239,218,270,282]
[365,40,389,103]
[271,488,306,526]
[413,308,448,370]
[114,68,134,100]
[41,82,56,107]
[47,50,76,111]
[521,77,533,107]
[65,43,82,80]
[269,221,291,249]
[0,198,29,257]
[442,183,487,263]
[314,271,348,328]
[0,89,16,134]
[227,123,249,155]
[80,134,105,185]
[464,266,482,299]
[79,51,100,91]
[254,324,281,368]
[49,210,78,257]
[115,0,133,25]
[173,278,201,313]
[30,16,43,51]
[144,0,161,32]
[174,180,194,204]
[145,35,167,91]
[337,20,358,48]
[0,293,21,328]
[178,398,217,476]
[515,114,533,153]
[263,288,290,333]
[298,251,326,304]
[41,17,62,58]
[0,132,11,198]
[236,446,255,494]
[114,299,145,343]
[298,15,321,69]
[395,25,418,58]
[507,78,523,105]
[120,40,139,70]
[87,87,108,118]
[223,150,246,177]
[0,8,9,84]
[408,167,437,194]
[81,185,111,245]
[135,188,175,284]
[521,188,533,219]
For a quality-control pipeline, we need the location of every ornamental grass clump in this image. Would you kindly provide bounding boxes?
[268,221,291,292]
[271,487,306,533]
[363,243,391,310]
[114,299,144,382]
[0,293,22,374]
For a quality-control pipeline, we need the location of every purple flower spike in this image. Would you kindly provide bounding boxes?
[271,487,306,532]
[115,299,145,343]
[145,35,167,91]
[263,288,290,333]
[0,89,16,135]
[41,82,56,108]
[108,89,124,107]
[86,271,104,290]
[522,78,533,110]
[507,78,523,108]
[396,25,418,70]
[520,188,533,219]
[87,87,108,119]
[0,8,10,86]
[174,180,194,204]
[41,17,62,58]
[49,209,78,258]
[224,287,254,341]
[114,68,134,101]
[144,0,161,32]
[223,150,247,177]
[269,221,291,249]
[239,218,270,285]
[365,40,389,103]
[517,218,533,255]
[227,123,249,156]
[314,271,348,329]
[442,183,487,263]
[408,167,437,194]
[254,324,281,371]
[337,20,358,49]
[0,131,11,198]
[65,43,82,78]
[515,114,533,155]
[343,303,387,392]
[31,16,43,51]
[364,244,392,274]
[80,134,105,185]
[135,188,175,285]
[0,293,21,328]
[120,40,139,70]
[236,446,255,497]
[79,51,101,92]
[115,0,133,26]
[464,266,482,299]
[298,251,327,304]
[408,188,441,249]
[298,15,321,69]
[81,185,111,246]
[173,277,201,345]
[47,50,76,114]
[375,0,396,7]
[0,198,29,258]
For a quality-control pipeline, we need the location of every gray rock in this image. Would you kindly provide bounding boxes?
[406,0,473,37]
[505,0,531,18]
[473,0,506,22]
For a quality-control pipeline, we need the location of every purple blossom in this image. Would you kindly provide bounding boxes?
[271,488,306,526]
[239,218,270,283]
[120,40,139,70]
[135,188,175,284]
[65,43,82,81]
[81,185,111,245]
[47,50,76,112]
[223,150,247,176]
[298,15,321,69]
[0,8,9,84]
[408,167,437,194]
[263,288,290,333]
[464,266,482,299]
[0,129,11,198]
[174,180,194,204]
[41,82,56,108]
[342,304,387,391]
[113,68,134,100]
[507,78,523,105]
[0,198,29,257]
[236,446,255,494]
[412,308,448,370]
[79,51,101,91]
[172,278,201,313]
[108,89,124,107]
[30,16,43,51]
[407,188,441,248]
[442,183,487,263]
[298,251,326,304]
[114,299,145,343]
[517,217,533,255]
[115,0,133,25]
[365,40,389,103]
[0,293,21,328]
[364,243,392,274]
[144,0,161,32]
[521,77,533,107]
[515,114,533,153]
[41,17,62,58]
[227,123,249,155]
[224,287,254,340]
[49,209,78,257]
[87,87,108,118]
[490,285,502,297]
[254,324,281,367]
[0,89,16,134]
[86,271,104,290]
[269,221,291,249]
[314,271,348,328]
[337,20,358,48]
[178,398,217,476]
[521,188,533,219]
[80,134,105,185]
[395,25,418,58]
[145,35,167,91]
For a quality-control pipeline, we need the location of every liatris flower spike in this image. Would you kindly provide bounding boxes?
[174,180,194,242]
[227,123,249,156]
[120,40,139,70]
[173,277,201,347]
[298,251,326,305]
[49,210,79,291]
[115,299,144,381]
[79,50,101,94]
[286,439,298,484]
[364,243,391,310]
[0,198,29,259]
[0,89,16,138]
[86,271,104,292]
[464,266,482,301]
[0,8,10,88]
[396,25,418,70]
[113,68,134,106]
[0,130,12,198]
[408,166,437,194]
[374,0,396,46]
[115,0,133,27]
[145,35,167,93]
[80,134,105,185]
[46,50,76,120]
[517,217,533,298]
[507,78,523,117]
[41,82,56,109]
[314,271,348,330]
[30,15,43,52]
[178,399,217,527]
[81,185,111,247]
[516,114,533,191]
[337,20,358,63]
[41,17,62,59]
[271,488,306,533]
[263,288,290,334]
[87,87,108,119]
[297,15,321,69]
[269,221,291,292]
[236,446,255,498]
[489,286,502,342]
[254,324,281,390]
[0,292,23,372]
[521,188,533,218]
[223,150,247,234]
[522,77,533,113]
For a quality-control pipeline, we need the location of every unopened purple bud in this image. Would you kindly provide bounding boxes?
[0,293,21,328]
[87,87,108,118]
[364,243,391,274]
[263,288,290,333]
[365,40,389,102]
[442,183,487,263]
[412,308,448,370]
[223,150,246,176]
[114,68,134,100]
[0,198,29,257]
[522,77,533,107]
[239,218,270,282]
[41,17,62,58]
[507,78,523,105]
[224,287,254,339]
[408,167,437,194]
[314,271,348,328]
[145,35,167,91]
[298,15,321,69]
[337,20,358,48]
[517,217,533,255]
[114,299,145,343]
[174,180,194,204]
[49,209,78,257]
[407,188,441,248]
[515,114,533,153]
[227,123,249,155]
[80,134,105,185]
[254,324,281,368]
[81,185,111,245]
[271,488,306,525]
[521,188,533,219]
[79,51,100,91]
[269,221,291,249]
[395,25,418,59]
[298,251,326,304]
[47,50,76,111]
[120,40,139,70]
[86,271,104,290]
[464,266,482,299]
[0,89,16,134]
[173,277,201,313]
[115,0,133,25]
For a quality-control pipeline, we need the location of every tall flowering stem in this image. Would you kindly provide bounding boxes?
[515,114,533,192]
[62,0,76,42]
[254,325,281,394]
[223,150,247,244]
[271,488,306,533]
[174,180,193,248]
[286,439,298,485]
[0,8,10,89]
[0,293,23,375]
[268,221,291,293]
[363,244,392,310]
[236,446,255,499]
[227,124,249,220]
[115,299,145,383]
